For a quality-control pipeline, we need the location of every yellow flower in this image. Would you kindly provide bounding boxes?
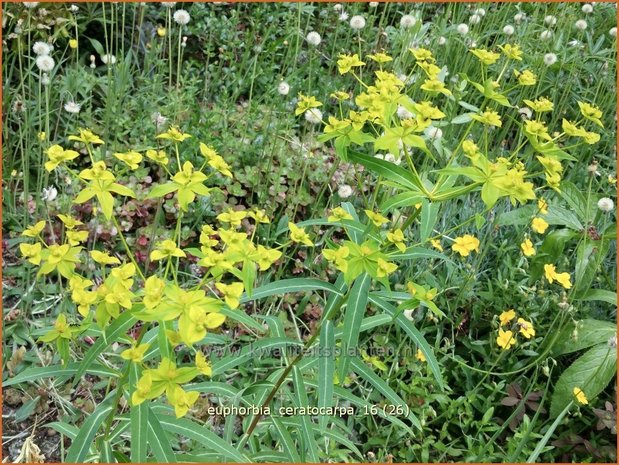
[470,48,501,65]
[19,242,42,265]
[376,258,398,278]
[254,245,282,271]
[410,48,434,62]
[170,386,200,418]
[544,263,572,289]
[337,53,365,74]
[531,217,549,234]
[499,309,516,326]
[39,244,82,278]
[157,26,166,37]
[471,110,502,127]
[44,144,80,171]
[90,250,121,265]
[367,52,393,63]
[451,235,480,257]
[498,43,523,60]
[150,239,186,261]
[196,352,213,376]
[114,151,142,170]
[515,69,537,86]
[38,131,46,141]
[68,128,104,145]
[247,209,270,224]
[217,209,247,228]
[577,101,603,128]
[156,127,192,142]
[22,220,46,238]
[146,149,169,165]
[496,328,516,350]
[523,97,554,113]
[573,387,588,405]
[215,282,244,310]
[520,239,536,257]
[538,198,548,215]
[430,239,443,252]
[131,373,153,406]
[328,207,353,222]
[323,246,350,273]
[120,343,150,363]
[364,210,389,227]
[517,318,535,339]
[288,222,314,246]
[69,39,78,49]
[386,229,406,252]
[416,349,426,362]
[295,93,322,115]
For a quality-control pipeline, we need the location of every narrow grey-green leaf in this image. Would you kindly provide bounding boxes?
[291,366,319,462]
[318,320,335,432]
[147,406,177,463]
[65,401,113,462]
[339,273,370,381]
[130,364,148,462]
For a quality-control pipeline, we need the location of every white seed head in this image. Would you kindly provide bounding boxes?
[333,3,342,11]
[543,53,557,66]
[350,15,366,30]
[42,186,58,202]
[469,14,481,25]
[304,108,322,124]
[100,54,117,65]
[305,31,321,46]
[64,101,81,114]
[23,2,39,8]
[514,12,525,23]
[337,184,353,198]
[396,105,413,119]
[424,126,443,140]
[41,73,50,85]
[338,12,349,22]
[597,197,614,212]
[400,15,416,29]
[540,30,553,40]
[582,4,593,14]
[35,55,55,72]
[456,23,469,35]
[610,27,617,38]
[575,19,587,31]
[474,8,486,16]
[173,9,190,26]
[32,41,52,56]
[277,81,290,96]
[369,2,379,7]
[161,2,177,7]
[544,15,557,26]
[503,25,515,36]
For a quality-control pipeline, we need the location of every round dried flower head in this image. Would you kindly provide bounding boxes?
[70,4,79,13]
[540,30,553,40]
[306,31,321,46]
[161,2,177,7]
[424,127,443,140]
[151,111,168,127]
[437,36,447,45]
[304,108,322,124]
[333,3,342,11]
[474,8,486,16]
[456,23,469,35]
[35,55,54,72]
[400,15,416,29]
[403,309,415,321]
[42,186,58,202]
[544,15,557,26]
[518,107,533,120]
[64,101,81,114]
[610,27,617,38]
[514,12,525,23]
[277,81,290,96]
[41,73,50,86]
[396,105,413,119]
[582,3,593,14]
[338,12,349,22]
[338,184,353,199]
[101,54,117,65]
[369,2,379,7]
[173,9,190,26]
[597,197,614,212]
[23,2,39,8]
[32,41,52,56]
[350,15,366,30]
[469,14,481,25]
[608,335,617,348]
[503,25,514,35]
[543,53,557,66]
[575,19,587,31]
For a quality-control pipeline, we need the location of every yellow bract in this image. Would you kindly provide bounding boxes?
[215,282,244,309]
[365,210,389,227]
[120,343,150,363]
[470,48,500,65]
[288,222,314,246]
[114,151,143,170]
[337,53,365,74]
[45,145,80,172]
[150,239,186,261]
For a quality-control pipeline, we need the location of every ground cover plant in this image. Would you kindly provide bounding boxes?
[1,1,617,463]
